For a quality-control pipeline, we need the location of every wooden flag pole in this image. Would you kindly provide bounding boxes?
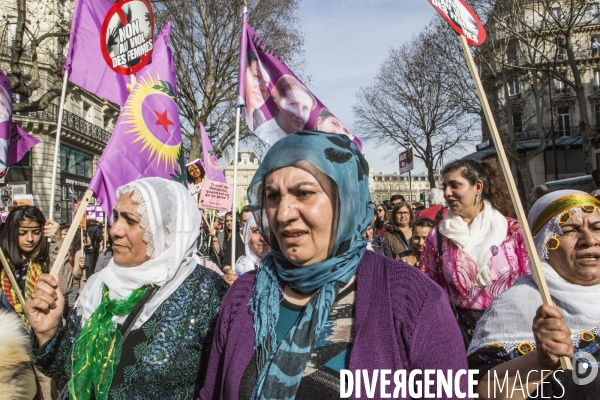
[458,34,571,370]
[49,189,93,277]
[103,213,108,251]
[48,71,70,224]
[0,248,27,307]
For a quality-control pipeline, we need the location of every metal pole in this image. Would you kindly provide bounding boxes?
[230,107,241,269]
[408,170,413,203]
[48,72,69,221]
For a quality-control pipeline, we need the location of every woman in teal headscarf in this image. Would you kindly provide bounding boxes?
[200,131,468,399]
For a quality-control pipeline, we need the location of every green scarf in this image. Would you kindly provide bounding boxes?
[69,284,147,400]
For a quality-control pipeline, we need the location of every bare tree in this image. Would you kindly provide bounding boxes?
[470,19,557,209]
[1,0,70,112]
[473,0,600,174]
[152,0,305,160]
[353,21,480,188]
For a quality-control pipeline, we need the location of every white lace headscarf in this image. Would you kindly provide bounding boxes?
[75,177,201,330]
[528,189,600,261]
[234,213,270,275]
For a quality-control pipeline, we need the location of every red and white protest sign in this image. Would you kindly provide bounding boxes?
[198,180,234,212]
[100,0,155,75]
[427,0,486,46]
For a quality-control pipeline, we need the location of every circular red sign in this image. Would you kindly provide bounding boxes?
[100,0,155,75]
[427,0,486,46]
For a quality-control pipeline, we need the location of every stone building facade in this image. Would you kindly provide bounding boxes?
[470,1,600,186]
[369,169,442,205]
[224,149,261,206]
[1,1,118,222]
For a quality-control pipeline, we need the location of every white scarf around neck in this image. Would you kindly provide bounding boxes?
[439,200,508,287]
[468,261,600,354]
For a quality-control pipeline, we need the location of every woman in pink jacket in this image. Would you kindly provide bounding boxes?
[419,158,530,347]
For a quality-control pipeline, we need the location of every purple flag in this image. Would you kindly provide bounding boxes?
[0,68,41,174]
[200,122,226,183]
[88,23,186,216]
[239,23,362,150]
[64,0,130,106]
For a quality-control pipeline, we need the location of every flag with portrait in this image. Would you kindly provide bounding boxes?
[237,18,362,149]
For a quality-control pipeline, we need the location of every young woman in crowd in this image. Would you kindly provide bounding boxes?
[25,178,227,399]
[0,205,69,320]
[419,159,530,347]
[373,202,389,237]
[200,131,468,399]
[365,222,393,258]
[468,190,600,399]
[400,218,434,267]
[383,201,414,258]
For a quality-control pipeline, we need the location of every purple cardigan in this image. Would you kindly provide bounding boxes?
[199,250,469,400]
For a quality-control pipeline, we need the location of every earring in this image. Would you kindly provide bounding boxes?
[476,192,482,203]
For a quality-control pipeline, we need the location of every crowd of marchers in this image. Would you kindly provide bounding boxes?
[1,132,599,400]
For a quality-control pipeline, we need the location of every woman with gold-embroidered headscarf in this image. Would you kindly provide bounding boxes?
[24,178,228,399]
[467,190,600,399]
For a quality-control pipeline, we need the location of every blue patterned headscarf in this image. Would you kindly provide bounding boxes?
[247,131,373,399]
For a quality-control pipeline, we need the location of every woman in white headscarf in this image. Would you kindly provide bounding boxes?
[234,214,271,275]
[24,177,228,400]
[467,190,600,399]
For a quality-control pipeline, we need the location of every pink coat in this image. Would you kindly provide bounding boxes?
[419,217,530,311]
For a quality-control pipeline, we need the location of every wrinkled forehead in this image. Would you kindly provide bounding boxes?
[114,191,142,215]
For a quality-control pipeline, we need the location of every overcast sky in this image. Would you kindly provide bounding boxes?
[297,0,477,174]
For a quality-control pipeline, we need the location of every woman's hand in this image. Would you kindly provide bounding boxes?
[533,304,573,369]
[223,269,238,286]
[44,219,61,243]
[23,274,65,347]
[208,228,216,237]
[78,256,85,268]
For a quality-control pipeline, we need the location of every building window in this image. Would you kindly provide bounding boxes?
[552,7,562,23]
[83,102,93,123]
[595,104,600,129]
[512,113,523,134]
[557,38,567,59]
[593,36,600,57]
[557,107,571,136]
[508,79,521,96]
[506,46,518,64]
[595,70,600,91]
[60,145,92,178]
[588,4,600,24]
[554,72,569,93]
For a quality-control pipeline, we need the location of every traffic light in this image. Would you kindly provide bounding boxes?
[419,192,425,203]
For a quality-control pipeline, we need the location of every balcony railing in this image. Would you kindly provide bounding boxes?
[15,103,111,144]
[503,125,585,142]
